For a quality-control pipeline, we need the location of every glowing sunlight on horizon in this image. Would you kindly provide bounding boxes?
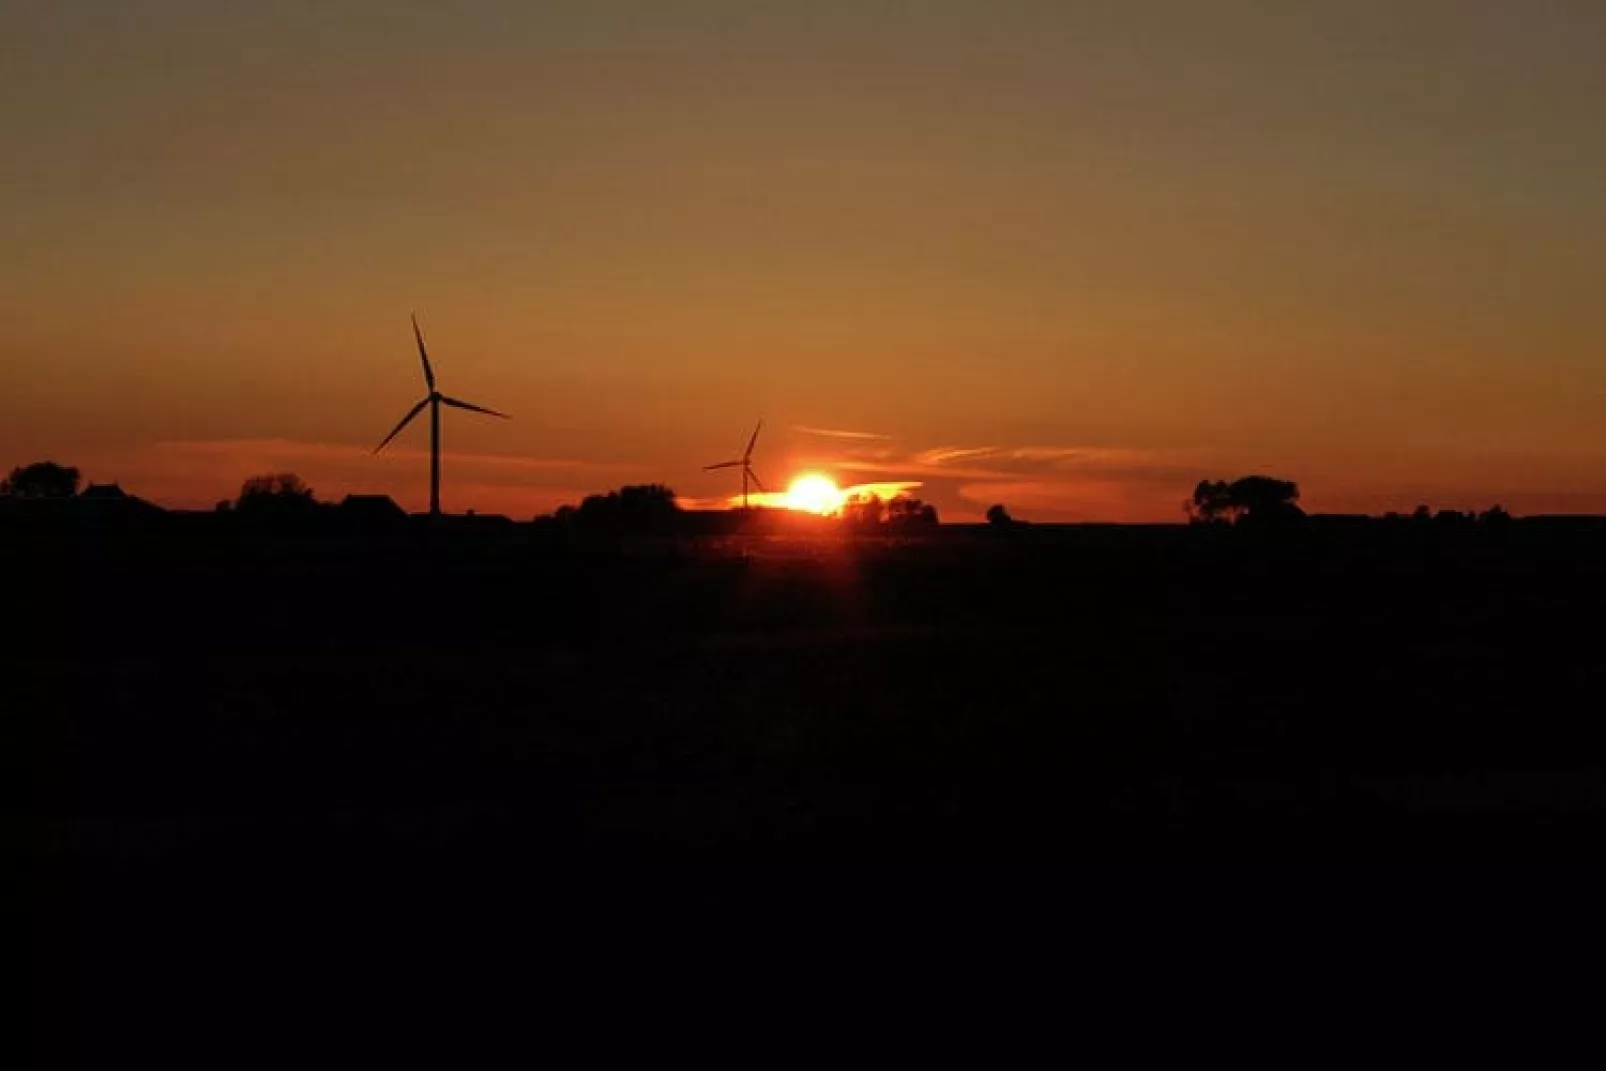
[783,474,847,515]
[723,475,924,514]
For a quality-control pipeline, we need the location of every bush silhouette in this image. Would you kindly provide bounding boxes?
[986,504,1014,529]
[887,495,939,529]
[841,493,938,532]
[236,473,319,518]
[1,461,82,498]
[553,484,682,532]
[839,493,885,531]
[1189,476,1304,526]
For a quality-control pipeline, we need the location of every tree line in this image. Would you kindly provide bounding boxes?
[2,458,1524,530]
[537,483,941,532]
[1184,475,1512,528]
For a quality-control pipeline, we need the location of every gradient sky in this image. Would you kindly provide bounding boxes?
[4,1,1603,519]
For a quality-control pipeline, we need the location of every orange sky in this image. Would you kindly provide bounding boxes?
[4,3,1603,519]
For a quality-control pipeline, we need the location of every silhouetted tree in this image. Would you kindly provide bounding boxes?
[839,493,886,532]
[1480,505,1513,526]
[563,484,682,531]
[841,493,938,532]
[1188,476,1303,526]
[1187,481,1232,524]
[616,483,680,522]
[887,495,939,530]
[1,461,81,499]
[1232,476,1304,526]
[986,504,1014,529]
[236,473,318,518]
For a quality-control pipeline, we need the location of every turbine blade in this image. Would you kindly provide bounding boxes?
[744,419,763,460]
[746,468,767,494]
[441,396,510,419]
[704,460,742,471]
[411,312,437,391]
[374,398,430,453]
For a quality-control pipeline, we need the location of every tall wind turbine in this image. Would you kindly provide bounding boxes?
[705,420,767,510]
[374,313,510,517]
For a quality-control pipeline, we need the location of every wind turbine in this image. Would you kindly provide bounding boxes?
[705,420,768,511]
[374,313,510,517]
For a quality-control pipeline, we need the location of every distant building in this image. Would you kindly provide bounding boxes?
[87,484,161,517]
[339,495,408,523]
[0,482,163,523]
[80,482,131,501]
[445,511,516,528]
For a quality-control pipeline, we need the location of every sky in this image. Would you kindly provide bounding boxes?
[3,1,1603,520]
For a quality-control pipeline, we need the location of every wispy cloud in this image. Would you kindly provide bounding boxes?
[1000,446,1140,465]
[828,454,1017,482]
[793,425,893,442]
[906,444,1162,472]
[913,446,1000,467]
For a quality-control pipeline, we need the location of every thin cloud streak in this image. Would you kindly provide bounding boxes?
[793,426,893,442]
[827,451,1192,485]
[910,444,1164,470]
[913,446,1001,467]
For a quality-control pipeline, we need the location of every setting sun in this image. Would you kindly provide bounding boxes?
[784,474,846,515]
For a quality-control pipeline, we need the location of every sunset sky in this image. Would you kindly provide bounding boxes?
[4,2,1603,519]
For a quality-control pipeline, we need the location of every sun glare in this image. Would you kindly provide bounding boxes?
[784,473,846,515]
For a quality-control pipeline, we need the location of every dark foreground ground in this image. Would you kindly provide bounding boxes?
[14,518,1606,1050]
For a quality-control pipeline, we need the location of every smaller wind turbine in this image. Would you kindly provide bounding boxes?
[705,420,767,510]
[374,313,510,517]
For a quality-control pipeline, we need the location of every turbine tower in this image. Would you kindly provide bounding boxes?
[374,313,510,517]
[704,420,767,510]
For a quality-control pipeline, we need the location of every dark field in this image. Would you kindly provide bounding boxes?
[16,519,1606,1044]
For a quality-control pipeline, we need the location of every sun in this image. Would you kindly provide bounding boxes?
[783,473,846,515]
